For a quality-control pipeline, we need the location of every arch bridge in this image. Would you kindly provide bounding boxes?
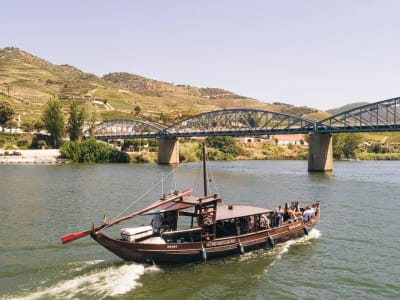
[88,97,400,171]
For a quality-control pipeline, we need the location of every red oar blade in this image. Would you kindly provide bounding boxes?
[61,231,89,244]
[61,224,105,244]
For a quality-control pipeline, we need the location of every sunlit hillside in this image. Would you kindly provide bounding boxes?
[0,47,324,126]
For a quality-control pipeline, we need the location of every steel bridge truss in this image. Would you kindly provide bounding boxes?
[317,97,400,133]
[87,119,167,139]
[163,109,315,137]
[89,98,400,139]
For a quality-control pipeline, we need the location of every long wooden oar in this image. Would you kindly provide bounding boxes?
[61,224,106,244]
[61,189,193,244]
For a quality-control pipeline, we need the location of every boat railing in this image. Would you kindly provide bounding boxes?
[161,227,202,243]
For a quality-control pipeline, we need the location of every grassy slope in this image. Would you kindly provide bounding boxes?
[0,47,319,125]
[2,47,399,144]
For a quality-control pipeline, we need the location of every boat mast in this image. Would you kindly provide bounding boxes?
[202,143,208,197]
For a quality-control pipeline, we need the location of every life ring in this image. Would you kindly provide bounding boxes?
[203,215,213,225]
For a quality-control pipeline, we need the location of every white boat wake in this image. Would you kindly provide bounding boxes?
[8,230,321,299]
[271,228,321,265]
[8,260,161,300]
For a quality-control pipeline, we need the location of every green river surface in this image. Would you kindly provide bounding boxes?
[0,160,399,299]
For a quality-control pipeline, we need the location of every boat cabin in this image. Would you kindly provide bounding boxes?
[134,193,273,244]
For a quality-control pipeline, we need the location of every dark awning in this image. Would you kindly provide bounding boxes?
[140,201,194,215]
[139,194,222,216]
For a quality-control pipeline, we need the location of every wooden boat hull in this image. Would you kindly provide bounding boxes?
[91,212,320,264]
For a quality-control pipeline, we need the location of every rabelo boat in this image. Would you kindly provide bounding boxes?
[61,145,320,264]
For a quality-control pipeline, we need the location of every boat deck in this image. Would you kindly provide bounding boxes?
[140,236,166,244]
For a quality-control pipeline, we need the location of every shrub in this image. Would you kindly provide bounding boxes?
[129,152,157,163]
[179,142,201,162]
[60,139,130,163]
[205,136,239,158]
[60,141,81,162]
[30,139,48,149]
[17,139,29,148]
[5,143,15,150]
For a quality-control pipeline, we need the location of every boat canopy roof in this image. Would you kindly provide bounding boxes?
[215,205,272,221]
[139,194,222,216]
[138,195,270,219]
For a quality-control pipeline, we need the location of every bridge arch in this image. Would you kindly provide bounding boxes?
[162,109,316,137]
[317,97,400,133]
[87,119,166,139]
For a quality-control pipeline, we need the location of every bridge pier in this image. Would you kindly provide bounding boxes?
[158,138,180,164]
[308,134,333,172]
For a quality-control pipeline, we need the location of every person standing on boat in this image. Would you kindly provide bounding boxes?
[274,209,282,227]
[151,213,163,235]
[283,203,290,223]
[303,207,313,222]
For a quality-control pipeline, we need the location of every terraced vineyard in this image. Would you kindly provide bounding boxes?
[0,47,325,126]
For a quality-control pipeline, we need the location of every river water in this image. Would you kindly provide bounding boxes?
[0,160,399,299]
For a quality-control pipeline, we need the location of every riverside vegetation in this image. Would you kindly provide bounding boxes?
[2,131,400,163]
[1,47,400,163]
[2,94,400,163]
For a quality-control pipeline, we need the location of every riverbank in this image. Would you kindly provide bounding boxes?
[0,149,67,164]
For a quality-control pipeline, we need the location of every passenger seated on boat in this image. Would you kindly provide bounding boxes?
[248,216,255,232]
[260,214,270,228]
[287,209,297,223]
[295,210,303,221]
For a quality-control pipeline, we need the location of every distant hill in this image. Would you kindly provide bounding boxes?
[326,102,369,116]
[0,47,325,126]
[102,72,241,99]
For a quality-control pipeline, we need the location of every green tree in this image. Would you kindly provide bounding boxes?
[87,108,97,138]
[59,140,81,162]
[0,101,15,132]
[68,100,86,141]
[205,136,239,160]
[42,98,65,148]
[134,105,141,115]
[60,139,129,163]
[333,133,363,159]
[369,143,390,154]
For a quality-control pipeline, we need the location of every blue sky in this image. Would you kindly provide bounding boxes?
[2,0,400,110]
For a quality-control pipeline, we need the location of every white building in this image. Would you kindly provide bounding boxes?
[274,134,308,146]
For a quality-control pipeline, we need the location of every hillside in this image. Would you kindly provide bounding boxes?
[0,47,324,126]
[326,102,368,116]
